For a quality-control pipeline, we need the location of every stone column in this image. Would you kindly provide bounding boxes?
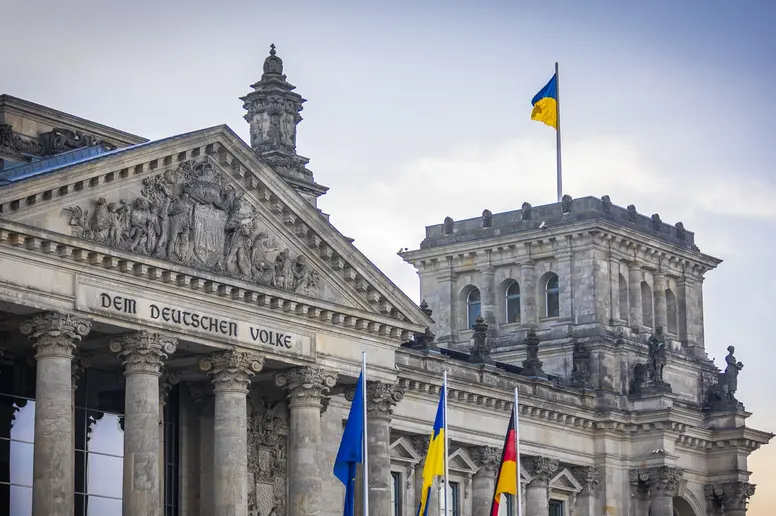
[110,331,177,516]
[366,381,405,516]
[199,351,264,516]
[646,466,683,516]
[412,436,439,516]
[522,456,558,516]
[188,382,216,516]
[20,312,91,516]
[571,466,601,516]
[480,265,496,328]
[628,263,643,331]
[519,261,538,327]
[276,367,337,516]
[653,272,668,331]
[470,446,500,516]
[720,482,755,516]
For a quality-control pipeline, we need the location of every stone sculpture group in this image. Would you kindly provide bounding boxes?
[61,160,321,294]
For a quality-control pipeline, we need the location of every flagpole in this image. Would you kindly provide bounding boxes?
[362,352,369,516]
[514,388,523,516]
[555,61,563,203]
[443,372,449,516]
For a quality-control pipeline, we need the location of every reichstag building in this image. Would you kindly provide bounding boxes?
[0,46,768,516]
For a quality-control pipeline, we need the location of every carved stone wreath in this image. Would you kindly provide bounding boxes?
[60,160,321,295]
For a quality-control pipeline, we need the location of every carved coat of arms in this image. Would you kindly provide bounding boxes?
[61,160,321,295]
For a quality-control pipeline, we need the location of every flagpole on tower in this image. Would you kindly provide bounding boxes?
[555,61,563,203]
[362,352,369,516]
[514,387,523,516]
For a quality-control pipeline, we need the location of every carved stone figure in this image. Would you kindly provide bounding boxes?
[60,160,323,295]
[521,202,532,220]
[627,204,638,222]
[651,213,662,232]
[571,340,591,387]
[247,395,287,516]
[601,195,613,214]
[443,217,454,235]
[723,346,743,399]
[561,194,573,214]
[481,209,492,228]
[647,327,667,383]
[675,221,686,241]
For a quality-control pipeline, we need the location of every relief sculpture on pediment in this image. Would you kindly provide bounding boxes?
[60,159,321,295]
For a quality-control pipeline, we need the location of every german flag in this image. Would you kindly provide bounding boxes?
[490,411,518,516]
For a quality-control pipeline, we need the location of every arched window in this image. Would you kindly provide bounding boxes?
[666,289,678,334]
[545,274,560,318]
[505,281,521,323]
[466,288,481,329]
[618,274,628,322]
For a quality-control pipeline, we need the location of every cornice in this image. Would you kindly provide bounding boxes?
[0,218,423,344]
[0,127,433,328]
[402,221,721,279]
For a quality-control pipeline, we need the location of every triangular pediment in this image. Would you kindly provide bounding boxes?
[448,448,477,473]
[0,126,431,329]
[390,437,422,462]
[549,468,583,493]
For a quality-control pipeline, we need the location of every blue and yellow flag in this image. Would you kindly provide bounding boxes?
[416,385,446,516]
[531,74,558,129]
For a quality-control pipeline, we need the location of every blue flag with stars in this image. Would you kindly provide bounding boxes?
[333,371,365,516]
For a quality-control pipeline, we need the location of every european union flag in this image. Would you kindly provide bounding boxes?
[333,371,365,516]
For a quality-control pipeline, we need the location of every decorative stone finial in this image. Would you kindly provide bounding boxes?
[443,217,454,235]
[601,195,613,214]
[627,204,638,222]
[561,194,573,214]
[262,44,284,76]
[521,202,532,220]
[419,299,433,318]
[521,329,545,378]
[482,209,492,228]
[651,213,663,232]
[469,315,493,365]
[675,221,686,241]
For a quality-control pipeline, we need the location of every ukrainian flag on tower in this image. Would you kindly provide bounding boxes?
[530,73,558,130]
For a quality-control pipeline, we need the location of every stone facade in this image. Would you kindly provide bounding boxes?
[0,47,770,516]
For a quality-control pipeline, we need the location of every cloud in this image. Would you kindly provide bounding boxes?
[321,133,776,303]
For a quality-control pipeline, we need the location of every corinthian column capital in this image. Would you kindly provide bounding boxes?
[470,446,502,475]
[20,312,91,359]
[365,381,405,419]
[199,350,264,393]
[110,331,177,376]
[523,456,559,486]
[275,366,337,408]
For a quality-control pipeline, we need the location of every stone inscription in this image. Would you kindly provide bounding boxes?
[77,285,313,357]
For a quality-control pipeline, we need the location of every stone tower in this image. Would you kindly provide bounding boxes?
[241,45,328,205]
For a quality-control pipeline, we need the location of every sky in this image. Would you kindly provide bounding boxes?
[3,0,776,512]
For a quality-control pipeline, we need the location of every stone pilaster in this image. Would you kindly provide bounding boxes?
[628,263,643,331]
[480,265,496,327]
[275,367,337,516]
[470,446,501,516]
[411,436,439,516]
[435,266,455,342]
[20,312,91,516]
[188,382,216,516]
[653,273,668,331]
[519,260,538,327]
[556,248,573,321]
[629,466,683,516]
[610,258,624,323]
[199,350,264,516]
[571,466,601,516]
[366,381,404,516]
[110,331,177,516]
[522,456,558,516]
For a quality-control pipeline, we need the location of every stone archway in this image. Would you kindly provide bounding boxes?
[673,496,698,516]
